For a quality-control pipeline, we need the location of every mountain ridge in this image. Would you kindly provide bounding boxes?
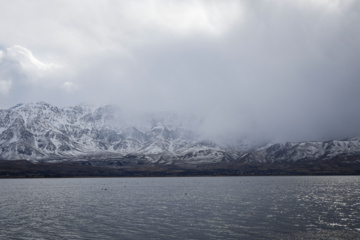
[0,102,241,163]
[1,102,359,175]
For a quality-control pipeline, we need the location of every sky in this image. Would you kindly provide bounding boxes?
[0,0,359,142]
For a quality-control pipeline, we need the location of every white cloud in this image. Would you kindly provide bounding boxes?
[0,79,12,94]
[125,1,243,37]
[0,0,359,141]
[61,81,78,92]
[296,0,351,12]
[0,45,63,87]
[6,45,61,79]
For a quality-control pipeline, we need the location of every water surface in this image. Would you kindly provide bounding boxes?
[1,176,359,239]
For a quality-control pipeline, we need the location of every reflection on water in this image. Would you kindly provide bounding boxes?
[0,176,359,239]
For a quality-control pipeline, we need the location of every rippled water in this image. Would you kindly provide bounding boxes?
[0,176,360,239]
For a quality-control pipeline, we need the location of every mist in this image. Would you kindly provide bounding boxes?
[0,0,359,142]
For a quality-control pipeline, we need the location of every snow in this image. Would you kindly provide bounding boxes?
[1,101,360,164]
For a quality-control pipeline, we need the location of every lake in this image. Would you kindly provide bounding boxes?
[0,176,359,239]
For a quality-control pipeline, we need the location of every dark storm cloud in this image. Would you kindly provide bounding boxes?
[0,0,359,142]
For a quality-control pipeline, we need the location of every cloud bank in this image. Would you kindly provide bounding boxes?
[0,0,359,142]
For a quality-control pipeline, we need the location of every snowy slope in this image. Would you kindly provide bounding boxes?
[1,102,359,165]
[0,102,233,163]
[240,138,360,163]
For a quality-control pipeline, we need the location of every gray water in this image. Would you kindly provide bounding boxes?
[0,176,360,240]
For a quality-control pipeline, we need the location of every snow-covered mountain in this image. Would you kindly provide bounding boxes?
[239,137,360,163]
[0,102,359,167]
[0,102,238,163]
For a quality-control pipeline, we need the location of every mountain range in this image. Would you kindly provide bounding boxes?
[0,102,359,177]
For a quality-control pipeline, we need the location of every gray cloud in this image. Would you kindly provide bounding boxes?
[0,0,359,142]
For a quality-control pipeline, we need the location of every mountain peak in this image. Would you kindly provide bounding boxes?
[0,102,227,162]
[1,102,359,167]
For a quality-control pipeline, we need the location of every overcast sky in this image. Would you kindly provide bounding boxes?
[0,0,359,142]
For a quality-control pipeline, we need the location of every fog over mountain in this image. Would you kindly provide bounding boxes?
[0,0,360,143]
[1,101,360,173]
